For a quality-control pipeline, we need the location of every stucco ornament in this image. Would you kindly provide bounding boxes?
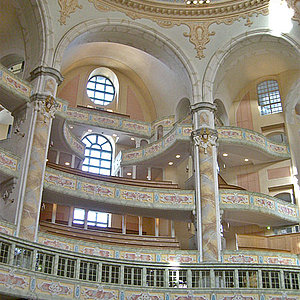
[193,128,217,154]
[58,0,83,25]
[35,96,59,121]
[87,0,269,59]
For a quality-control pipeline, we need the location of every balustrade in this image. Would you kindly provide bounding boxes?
[0,235,300,292]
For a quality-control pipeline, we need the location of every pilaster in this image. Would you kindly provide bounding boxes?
[16,66,62,241]
[191,102,221,262]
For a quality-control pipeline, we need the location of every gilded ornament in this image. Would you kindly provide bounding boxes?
[58,0,83,25]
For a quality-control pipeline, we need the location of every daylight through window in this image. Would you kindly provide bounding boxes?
[257,80,282,115]
[82,134,112,176]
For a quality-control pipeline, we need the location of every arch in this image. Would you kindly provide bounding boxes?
[157,125,163,140]
[52,19,197,103]
[11,0,54,78]
[203,30,300,108]
[175,98,191,122]
[214,99,229,126]
[265,131,287,144]
[140,139,149,147]
[274,192,293,203]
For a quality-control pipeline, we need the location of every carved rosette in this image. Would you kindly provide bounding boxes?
[34,96,59,121]
[192,128,218,154]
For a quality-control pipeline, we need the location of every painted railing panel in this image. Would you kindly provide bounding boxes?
[0,64,32,99]
[63,121,85,158]
[151,115,174,135]
[121,124,193,165]
[0,146,20,177]
[217,126,290,158]
[223,250,299,266]
[0,219,15,236]
[0,234,299,299]
[220,189,299,222]
[66,107,152,138]
[44,167,195,211]
[38,232,199,264]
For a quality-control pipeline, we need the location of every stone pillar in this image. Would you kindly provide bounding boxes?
[16,66,63,241]
[191,102,221,262]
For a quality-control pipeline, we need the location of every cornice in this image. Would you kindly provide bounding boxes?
[89,0,269,21]
[59,0,269,58]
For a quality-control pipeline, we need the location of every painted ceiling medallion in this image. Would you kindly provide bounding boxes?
[87,0,269,59]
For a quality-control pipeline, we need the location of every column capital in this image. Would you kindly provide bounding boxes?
[29,66,64,85]
[190,102,216,114]
[30,94,59,120]
[192,128,218,154]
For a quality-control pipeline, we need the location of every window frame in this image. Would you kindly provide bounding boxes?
[82,134,113,176]
[86,75,115,106]
[257,79,283,116]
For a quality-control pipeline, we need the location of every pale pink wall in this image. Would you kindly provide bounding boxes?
[237,172,260,193]
[57,75,80,107]
[126,86,145,121]
[267,166,291,180]
[236,92,253,130]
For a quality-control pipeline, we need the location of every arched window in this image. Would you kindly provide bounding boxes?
[86,75,115,106]
[257,80,283,115]
[82,134,112,175]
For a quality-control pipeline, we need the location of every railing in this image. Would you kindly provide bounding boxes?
[220,189,299,223]
[44,165,193,212]
[121,123,192,165]
[0,146,20,177]
[218,126,290,158]
[0,234,300,299]
[62,121,85,158]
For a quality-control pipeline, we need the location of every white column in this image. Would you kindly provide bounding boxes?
[122,215,126,234]
[147,167,151,180]
[68,206,74,227]
[51,204,57,224]
[171,220,175,238]
[135,138,141,148]
[120,167,124,177]
[55,150,60,164]
[132,165,137,179]
[84,208,88,230]
[71,155,75,168]
[138,216,143,236]
[155,218,159,237]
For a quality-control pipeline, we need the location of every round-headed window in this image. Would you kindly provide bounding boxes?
[86,75,115,106]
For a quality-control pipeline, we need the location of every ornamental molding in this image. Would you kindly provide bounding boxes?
[87,0,269,58]
[32,95,59,121]
[193,128,218,153]
[58,0,83,25]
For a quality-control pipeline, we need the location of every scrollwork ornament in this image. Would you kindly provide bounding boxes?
[184,22,215,59]
[35,96,59,122]
[193,128,217,154]
[58,0,83,25]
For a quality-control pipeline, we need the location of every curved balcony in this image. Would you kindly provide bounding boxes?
[218,126,290,162]
[220,189,299,226]
[43,164,195,220]
[0,64,31,111]
[121,123,192,166]
[0,234,299,299]
[119,126,290,167]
